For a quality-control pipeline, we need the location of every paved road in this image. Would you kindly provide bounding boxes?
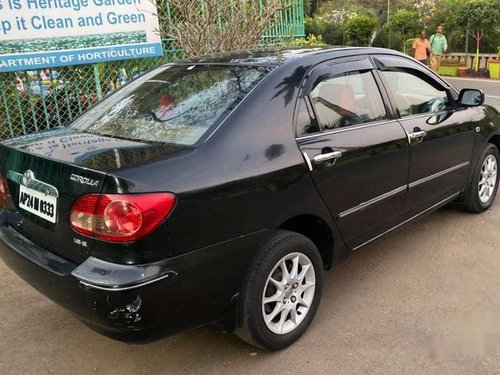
[1,205,500,374]
[445,77,500,110]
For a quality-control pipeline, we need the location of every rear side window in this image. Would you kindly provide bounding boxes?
[70,65,272,145]
[309,70,387,130]
[296,98,320,136]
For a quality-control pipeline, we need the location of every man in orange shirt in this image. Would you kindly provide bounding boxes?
[412,31,431,65]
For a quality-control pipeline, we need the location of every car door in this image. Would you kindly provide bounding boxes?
[373,55,475,218]
[296,57,409,249]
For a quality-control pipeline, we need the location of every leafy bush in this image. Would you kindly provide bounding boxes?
[385,9,421,53]
[291,34,327,47]
[405,38,416,55]
[345,15,377,46]
[304,16,343,45]
[304,16,328,36]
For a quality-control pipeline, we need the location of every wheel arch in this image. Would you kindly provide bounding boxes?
[488,134,500,151]
[278,214,335,270]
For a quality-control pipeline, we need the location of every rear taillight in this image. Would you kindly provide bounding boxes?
[70,193,176,242]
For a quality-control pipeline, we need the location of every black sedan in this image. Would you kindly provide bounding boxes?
[0,48,499,350]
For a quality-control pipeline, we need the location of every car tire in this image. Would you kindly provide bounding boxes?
[235,230,323,350]
[462,143,499,213]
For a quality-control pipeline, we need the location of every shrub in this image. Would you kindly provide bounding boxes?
[291,34,327,47]
[154,0,292,57]
[304,15,343,45]
[345,15,377,46]
[405,38,416,55]
[385,9,421,53]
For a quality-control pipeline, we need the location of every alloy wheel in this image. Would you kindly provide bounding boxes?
[261,252,316,335]
[478,154,498,203]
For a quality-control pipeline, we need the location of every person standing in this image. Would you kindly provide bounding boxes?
[429,25,448,72]
[413,30,431,65]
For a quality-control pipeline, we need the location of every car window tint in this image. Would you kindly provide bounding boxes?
[296,98,320,136]
[70,65,273,145]
[309,71,387,130]
[380,70,450,117]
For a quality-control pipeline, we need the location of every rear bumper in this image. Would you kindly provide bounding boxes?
[0,223,266,341]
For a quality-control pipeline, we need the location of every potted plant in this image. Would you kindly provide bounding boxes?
[437,55,468,77]
[489,47,500,79]
[458,67,469,77]
[438,61,468,77]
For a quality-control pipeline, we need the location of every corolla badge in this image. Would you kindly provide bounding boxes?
[70,174,100,187]
[22,170,35,187]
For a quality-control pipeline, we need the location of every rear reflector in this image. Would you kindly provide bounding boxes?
[70,193,176,242]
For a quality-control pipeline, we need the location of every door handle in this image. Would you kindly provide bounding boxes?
[313,150,343,164]
[408,130,427,142]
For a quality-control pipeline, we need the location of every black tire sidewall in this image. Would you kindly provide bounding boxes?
[241,231,324,350]
[468,144,500,212]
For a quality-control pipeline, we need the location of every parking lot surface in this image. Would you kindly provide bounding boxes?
[1,200,500,374]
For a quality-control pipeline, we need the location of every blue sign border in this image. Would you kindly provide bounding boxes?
[0,43,163,73]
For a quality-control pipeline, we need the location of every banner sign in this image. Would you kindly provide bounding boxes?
[0,0,163,72]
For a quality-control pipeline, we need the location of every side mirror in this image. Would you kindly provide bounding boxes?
[426,111,453,125]
[457,88,485,107]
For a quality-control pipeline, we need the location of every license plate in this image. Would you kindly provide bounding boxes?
[19,184,57,223]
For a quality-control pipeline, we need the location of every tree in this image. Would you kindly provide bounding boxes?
[386,9,421,53]
[425,0,466,52]
[345,15,377,46]
[412,0,437,27]
[303,0,318,16]
[456,0,500,71]
[151,0,291,58]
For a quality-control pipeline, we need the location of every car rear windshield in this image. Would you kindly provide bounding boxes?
[70,64,273,145]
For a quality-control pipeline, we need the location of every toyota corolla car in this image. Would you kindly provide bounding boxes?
[0,48,499,350]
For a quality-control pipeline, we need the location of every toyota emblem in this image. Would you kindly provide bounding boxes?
[22,170,35,187]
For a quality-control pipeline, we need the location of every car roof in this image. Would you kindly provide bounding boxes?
[170,47,454,93]
[163,47,408,66]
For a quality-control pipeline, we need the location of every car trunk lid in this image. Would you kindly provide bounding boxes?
[0,127,191,264]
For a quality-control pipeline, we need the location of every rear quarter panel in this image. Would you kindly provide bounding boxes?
[105,62,343,258]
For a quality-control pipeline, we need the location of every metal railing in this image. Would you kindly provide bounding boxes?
[0,1,305,140]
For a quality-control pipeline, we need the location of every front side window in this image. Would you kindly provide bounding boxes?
[70,64,272,145]
[309,70,387,130]
[380,70,450,117]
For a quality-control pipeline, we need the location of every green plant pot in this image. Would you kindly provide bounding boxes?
[489,61,500,79]
[438,65,460,77]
